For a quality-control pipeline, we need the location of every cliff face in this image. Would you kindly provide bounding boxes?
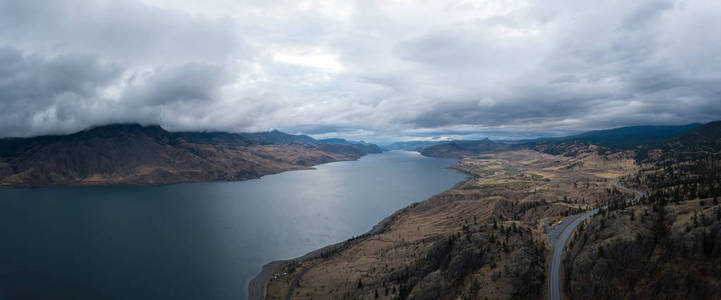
[565,199,721,299]
[0,124,379,187]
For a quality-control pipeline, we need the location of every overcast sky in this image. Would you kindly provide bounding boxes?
[0,0,720,142]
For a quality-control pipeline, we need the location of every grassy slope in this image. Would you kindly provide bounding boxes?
[265,149,637,300]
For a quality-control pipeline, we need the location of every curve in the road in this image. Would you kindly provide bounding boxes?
[547,178,645,300]
[612,178,646,202]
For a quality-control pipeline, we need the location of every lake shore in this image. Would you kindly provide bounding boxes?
[247,154,470,300]
[257,150,637,299]
[0,150,470,300]
[247,206,405,300]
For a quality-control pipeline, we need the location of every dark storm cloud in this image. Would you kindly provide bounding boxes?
[0,46,122,136]
[0,0,720,141]
[0,0,241,65]
[123,64,230,106]
[0,47,120,100]
[383,0,721,134]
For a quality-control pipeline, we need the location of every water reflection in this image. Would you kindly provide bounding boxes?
[0,151,464,299]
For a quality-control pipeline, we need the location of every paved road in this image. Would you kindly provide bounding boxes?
[612,178,646,203]
[547,208,598,300]
[547,178,645,300]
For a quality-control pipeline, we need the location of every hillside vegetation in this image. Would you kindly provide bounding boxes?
[0,124,380,187]
[264,148,636,299]
[261,120,721,300]
[564,121,721,299]
[420,122,709,160]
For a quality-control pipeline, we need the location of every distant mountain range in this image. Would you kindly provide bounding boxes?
[382,140,445,151]
[0,124,380,187]
[420,138,511,158]
[420,122,721,160]
[317,138,382,154]
[541,123,702,149]
[3,121,718,187]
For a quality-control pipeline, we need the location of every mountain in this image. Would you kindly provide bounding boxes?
[420,138,511,158]
[0,124,379,187]
[554,123,702,150]
[382,140,444,151]
[318,138,383,153]
[521,123,702,157]
[419,123,706,160]
[660,121,721,153]
[241,130,317,145]
[318,138,382,154]
[318,138,354,144]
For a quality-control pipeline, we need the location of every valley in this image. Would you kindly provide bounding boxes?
[258,121,721,300]
[262,148,635,299]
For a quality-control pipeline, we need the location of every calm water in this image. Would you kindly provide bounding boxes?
[0,151,464,299]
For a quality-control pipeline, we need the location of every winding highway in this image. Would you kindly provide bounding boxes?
[612,178,646,204]
[547,178,645,300]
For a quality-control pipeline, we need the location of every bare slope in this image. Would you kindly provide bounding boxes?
[0,124,379,187]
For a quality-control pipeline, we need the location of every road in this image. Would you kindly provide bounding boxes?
[547,208,598,300]
[612,178,646,203]
[547,178,645,300]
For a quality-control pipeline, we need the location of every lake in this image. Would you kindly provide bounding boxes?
[0,151,464,299]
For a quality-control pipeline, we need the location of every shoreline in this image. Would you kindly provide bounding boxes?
[246,205,403,300]
[247,159,469,300]
[0,154,380,189]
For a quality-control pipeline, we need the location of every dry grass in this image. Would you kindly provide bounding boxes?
[266,149,638,299]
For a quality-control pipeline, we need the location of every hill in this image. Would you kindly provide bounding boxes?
[318,138,383,154]
[420,123,709,160]
[0,124,379,187]
[420,139,511,158]
[650,121,721,160]
[242,130,317,145]
[382,140,444,151]
[565,199,721,299]
[555,124,701,150]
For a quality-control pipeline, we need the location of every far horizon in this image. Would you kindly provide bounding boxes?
[1,121,711,146]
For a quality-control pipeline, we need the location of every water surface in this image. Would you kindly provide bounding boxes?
[0,151,464,299]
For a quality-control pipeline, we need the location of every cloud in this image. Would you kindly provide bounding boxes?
[123,63,231,106]
[0,0,241,65]
[0,46,122,136]
[0,0,720,141]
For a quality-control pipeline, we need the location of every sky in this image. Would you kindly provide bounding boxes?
[0,0,720,143]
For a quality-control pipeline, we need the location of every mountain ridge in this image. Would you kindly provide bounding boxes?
[420,122,715,159]
[0,124,381,187]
